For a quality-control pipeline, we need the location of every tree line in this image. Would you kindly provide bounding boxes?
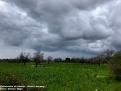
[1,49,121,80]
[0,49,114,66]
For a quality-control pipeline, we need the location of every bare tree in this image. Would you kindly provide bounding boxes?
[33,51,44,67]
[47,56,53,64]
[18,52,30,65]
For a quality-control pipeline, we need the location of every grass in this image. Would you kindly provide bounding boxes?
[0,63,121,91]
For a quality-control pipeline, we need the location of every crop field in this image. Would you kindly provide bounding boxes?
[0,63,121,91]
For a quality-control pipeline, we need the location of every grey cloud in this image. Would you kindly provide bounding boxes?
[107,0,121,50]
[0,0,121,58]
[57,9,112,42]
[0,1,41,46]
[5,0,112,34]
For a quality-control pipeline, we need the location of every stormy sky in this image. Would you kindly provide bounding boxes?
[0,0,121,58]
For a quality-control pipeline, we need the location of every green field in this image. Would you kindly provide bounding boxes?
[0,63,121,91]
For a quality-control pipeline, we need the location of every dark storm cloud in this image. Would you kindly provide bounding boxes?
[0,2,29,46]
[5,0,112,34]
[0,0,121,58]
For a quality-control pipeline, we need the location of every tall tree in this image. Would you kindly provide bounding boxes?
[33,51,44,67]
[47,56,53,64]
[18,52,30,65]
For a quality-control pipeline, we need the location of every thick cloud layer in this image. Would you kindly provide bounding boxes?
[0,0,121,58]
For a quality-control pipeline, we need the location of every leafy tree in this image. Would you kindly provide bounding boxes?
[104,49,114,61]
[54,58,62,63]
[109,51,121,80]
[65,58,71,63]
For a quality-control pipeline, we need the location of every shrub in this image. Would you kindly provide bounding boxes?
[0,72,28,86]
